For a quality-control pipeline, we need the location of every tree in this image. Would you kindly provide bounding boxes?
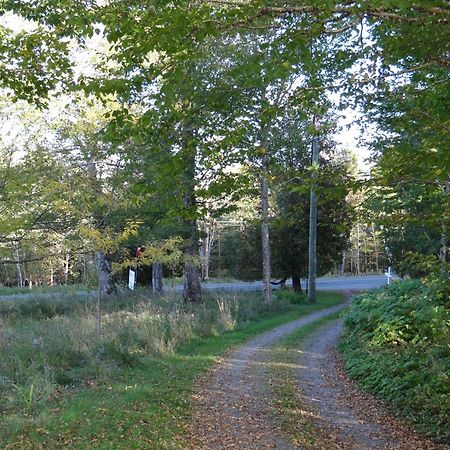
[271,136,354,292]
[363,38,449,276]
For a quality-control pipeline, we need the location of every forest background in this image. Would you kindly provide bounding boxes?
[1,1,447,303]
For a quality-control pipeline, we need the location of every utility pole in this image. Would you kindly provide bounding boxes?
[308,137,319,303]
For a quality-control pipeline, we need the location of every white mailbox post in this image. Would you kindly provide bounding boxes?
[384,266,392,285]
[128,269,136,290]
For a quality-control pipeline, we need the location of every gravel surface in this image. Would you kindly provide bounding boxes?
[188,301,350,449]
[298,319,444,449]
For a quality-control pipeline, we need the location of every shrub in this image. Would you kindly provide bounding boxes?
[340,279,450,443]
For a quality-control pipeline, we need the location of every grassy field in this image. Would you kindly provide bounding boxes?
[0,289,344,448]
[0,283,88,297]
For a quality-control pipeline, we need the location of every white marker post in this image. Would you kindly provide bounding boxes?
[384,266,392,285]
[128,269,136,290]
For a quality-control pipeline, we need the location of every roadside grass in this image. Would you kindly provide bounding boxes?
[163,276,242,285]
[265,312,344,449]
[0,291,344,448]
[0,283,87,297]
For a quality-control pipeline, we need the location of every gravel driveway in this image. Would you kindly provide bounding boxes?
[188,297,443,449]
[188,301,350,449]
[298,319,443,449]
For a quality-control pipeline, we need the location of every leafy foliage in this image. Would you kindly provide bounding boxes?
[340,280,450,442]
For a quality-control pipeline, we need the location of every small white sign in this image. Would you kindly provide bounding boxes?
[384,266,392,285]
[128,269,136,290]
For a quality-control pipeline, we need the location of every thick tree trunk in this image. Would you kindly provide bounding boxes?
[292,274,302,293]
[183,260,201,302]
[181,121,202,303]
[183,216,202,302]
[261,153,272,304]
[152,261,163,295]
[95,250,114,295]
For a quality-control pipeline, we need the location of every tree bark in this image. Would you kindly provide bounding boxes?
[64,252,70,284]
[183,216,202,302]
[13,242,24,288]
[183,259,201,303]
[292,274,302,293]
[95,250,114,295]
[152,261,163,295]
[201,219,215,281]
[89,160,115,295]
[261,152,272,304]
[308,138,319,303]
[181,123,202,303]
[340,251,346,275]
[355,222,361,275]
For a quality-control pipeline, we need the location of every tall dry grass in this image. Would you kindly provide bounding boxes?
[0,290,290,413]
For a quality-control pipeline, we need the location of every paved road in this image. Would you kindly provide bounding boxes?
[172,275,391,292]
[0,275,392,301]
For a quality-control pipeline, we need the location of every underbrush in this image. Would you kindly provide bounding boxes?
[0,290,301,415]
[274,289,308,304]
[0,283,86,297]
[0,290,343,447]
[340,279,449,443]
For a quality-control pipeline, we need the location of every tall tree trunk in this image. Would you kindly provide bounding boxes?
[182,125,202,303]
[201,219,214,281]
[183,260,201,302]
[64,252,70,284]
[372,224,379,273]
[152,261,163,295]
[261,151,272,304]
[340,251,346,275]
[49,259,54,286]
[183,219,202,303]
[82,254,88,284]
[95,250,114,295]
[292,274,302,293]
[308,138,319,303]
[355,222,361,275]
[13,242,23,288]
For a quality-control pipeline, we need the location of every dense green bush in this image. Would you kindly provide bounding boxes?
[340,279,449,443]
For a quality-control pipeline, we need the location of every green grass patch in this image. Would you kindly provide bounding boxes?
[0,291,344,448]
[274,289,308,304]
[266,312,344,449]
[0,283,88,297]
[340,280,449,443]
